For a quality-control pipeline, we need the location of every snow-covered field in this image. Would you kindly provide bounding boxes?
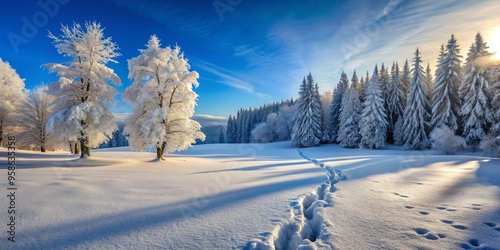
[1,142,499,249]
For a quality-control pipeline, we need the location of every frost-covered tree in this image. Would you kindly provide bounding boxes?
[385,62,405,143]
[485,64,500,156]
[0,58,25,147]
[359,66,387,149]
[430,126,466,155]
[393,117,404,145]
[403,48,431,150]
[359,76,365,98]
[425,63,433,103]
[311,81,325,143]
[226,115,237,143]
[292,74,322,148]
[45,22,120,158]
[320,91,332,142]
[123,35,205,160]
[275,104,297,141]
[330,72,349,142]
[431,35,462,133]
[218,127,225,143]
[17,85,55,152]
[251,113,278,143]
[458,32,493,149]
[380,64,391,125]
[338,71,362,148]
[360,71,370,102]
[402,59,411,97]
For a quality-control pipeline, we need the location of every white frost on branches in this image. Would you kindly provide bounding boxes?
[123,35,205,158]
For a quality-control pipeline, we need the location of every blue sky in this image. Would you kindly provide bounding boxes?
[1,0,500,122]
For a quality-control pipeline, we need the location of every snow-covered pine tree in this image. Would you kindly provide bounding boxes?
[338,71,362,148]
[360,71,370,102]
[218,127,225,143]
[46,22,120,158]
[431,35,462,133]
[311,74,324,142]
[425,63,433,103]
[403,48,431,150]
[0,58,25,147]
[393,117,404,145]
[242,109,251,143]
[236,109,243,143]
[359,76,364,96]
[17,85,55,152]
[359,65,387,149]
[226,115,235,143]
[320,91,333,142]
[486,65,500,156]
[385,62,405,143]
[379,63,390,112]
[292,75,322,147]
[310,74,324,143]
[402,59,411,97]
[123,35,205,160]
[458,32,493,149]
[330,71,349,142]
[231,114,238,143]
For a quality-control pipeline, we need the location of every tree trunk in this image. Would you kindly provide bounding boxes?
[0,121,3,147]
[156,144,166,160]
[80,138,85,158]
[74,142,79,155]
[85,143,91,157]
[69,142,74,154]
[156,147,162,160]
[41,146,46,153]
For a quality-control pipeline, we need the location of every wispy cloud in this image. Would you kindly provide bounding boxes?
[195,60,254,93]
[106,0,500,107]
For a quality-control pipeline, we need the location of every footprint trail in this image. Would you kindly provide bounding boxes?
[245,150,345,249]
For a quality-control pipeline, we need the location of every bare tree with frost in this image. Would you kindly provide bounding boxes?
[0,58,25,147]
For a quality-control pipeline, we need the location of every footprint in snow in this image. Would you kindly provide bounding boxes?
[452,224,468,230]
[437,206,447,210]
[393,192,409,198]
[441,219,453,224]
[484,222,500,232]
[404,205,414,209]
[413,228,443,241]
[446,208,457,212]
[441,219,469,230]
[437,233,446,238]
[471,204,482,211]
[468,239,480,247]
[425,233,439,240]
[460,239,481,249]
[419,211,429,215]
[414,228,429,235]
[484,222,497,227]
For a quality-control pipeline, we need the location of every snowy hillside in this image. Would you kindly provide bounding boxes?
[1,142,499,249]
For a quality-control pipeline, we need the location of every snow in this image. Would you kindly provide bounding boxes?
[1,142,499,249]
[299,144,500,249]
[0,142,325,249]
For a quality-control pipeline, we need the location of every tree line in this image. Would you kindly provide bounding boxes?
[227,33,499,156]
